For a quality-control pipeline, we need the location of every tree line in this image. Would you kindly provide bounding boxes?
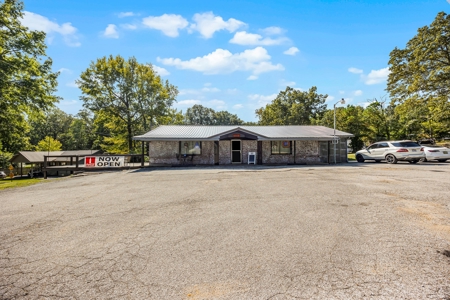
[1,0,450,165]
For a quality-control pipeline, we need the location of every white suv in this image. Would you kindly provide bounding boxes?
[355,140,424,164]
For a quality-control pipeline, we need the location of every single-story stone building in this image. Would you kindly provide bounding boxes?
[133,125,353,165]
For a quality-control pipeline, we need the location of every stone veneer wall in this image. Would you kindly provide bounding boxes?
[149,141,214,165]
[260,140,322,164]
[242,140,257,164]
[148,141,179,165]
[219,141,231,165]
[261,141,295,164]
[149,139,325,165]
[295,140,321,164]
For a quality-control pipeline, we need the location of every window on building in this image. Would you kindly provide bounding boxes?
[271,141,292,155]
[180,141,202,155]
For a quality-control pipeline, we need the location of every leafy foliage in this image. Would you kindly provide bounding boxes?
[77,55,178,152]
[387,11,450,139]
[184,105,243,125]
[35,136,62,151]
[0,0,59,153]
[255,86,327,125]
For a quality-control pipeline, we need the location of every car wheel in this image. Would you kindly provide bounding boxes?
[385,154,398,164]
[408,160,418,164]
[420,157,427,162]
[438,159,447,162]
[356,154,365,163]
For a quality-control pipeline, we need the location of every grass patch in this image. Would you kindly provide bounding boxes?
[348,153,356,161]
[0,178,44,190]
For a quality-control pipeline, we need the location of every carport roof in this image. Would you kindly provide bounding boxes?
[10,150,101,164]
[133,125,353,141]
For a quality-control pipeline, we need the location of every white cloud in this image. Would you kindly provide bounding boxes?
[207,99,226,109]
[22,11,80,46]
[204,82,212,87]
[158,47,284,79]
[142,14,188,37]
[247,75,258,80]
[348,67,363,74]
[248,93,277,106]
[66,81,78,88]
[280,79,296,87]
[178,99,201,106]
[353,90,363,96]
[233,104,244,110]
[230,31,288,46]
[121,24,137,30]
[201,87,220,92]
[326,96,335,102]
[103,24,119,38]
[262,26,284,35]
[179,89,201,96]
[283,47,299,56]
[339,90,345,94]
[58,68,72,74]
[189,12,246,38]
[364,67,390,85]
[118,12,135,18]
[153,65,170,76]
[227,88,239,94]
[58,99,78,106]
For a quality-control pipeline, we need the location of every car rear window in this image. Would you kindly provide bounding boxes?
[391,142,421,147]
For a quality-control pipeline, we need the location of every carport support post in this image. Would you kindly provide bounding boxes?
[141,141,145,167]
[44,156,47,179]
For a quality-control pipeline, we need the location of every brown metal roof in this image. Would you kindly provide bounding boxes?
[10,150,101,164]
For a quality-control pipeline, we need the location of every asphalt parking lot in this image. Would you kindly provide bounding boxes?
[1,162,450,299]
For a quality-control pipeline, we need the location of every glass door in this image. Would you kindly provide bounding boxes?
[231,140,241,163]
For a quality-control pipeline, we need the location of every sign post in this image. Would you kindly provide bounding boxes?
[8,165,14,181]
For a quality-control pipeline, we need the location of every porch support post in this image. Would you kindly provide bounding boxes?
[141,141,145,167]
[44,156,47,179]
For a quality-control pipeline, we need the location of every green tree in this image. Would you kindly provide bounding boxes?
[183,105,244,125]
[0,0,59,153]
[184,105,216,125]
[214,110,243,125]
[35,136,62,151]
[77,55,178,152]
[362,99,399,142]
[317,105,367,152]
[255,86,327,125]
[387,11,450,138]
[66,109,96,150]
[28,108,74,149]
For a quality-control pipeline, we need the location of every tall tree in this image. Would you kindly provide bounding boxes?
[214,110,244,125]
[255,86,327,125]
[28,108,74,149]
[387,11,450,138]
[77,55,178,152]
[317,105,367,152]
[183,105,244,125]
[362,99,399,142]
[0,0,59,153]
[35,136,62,151]
[184,105,216,125]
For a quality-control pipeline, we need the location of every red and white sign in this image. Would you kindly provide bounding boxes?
[85,156,125,168]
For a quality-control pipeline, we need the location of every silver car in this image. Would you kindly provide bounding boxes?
[421,145,450,162]
[355,140,424,164]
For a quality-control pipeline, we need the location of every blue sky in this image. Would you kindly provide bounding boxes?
[22,0,450,122]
